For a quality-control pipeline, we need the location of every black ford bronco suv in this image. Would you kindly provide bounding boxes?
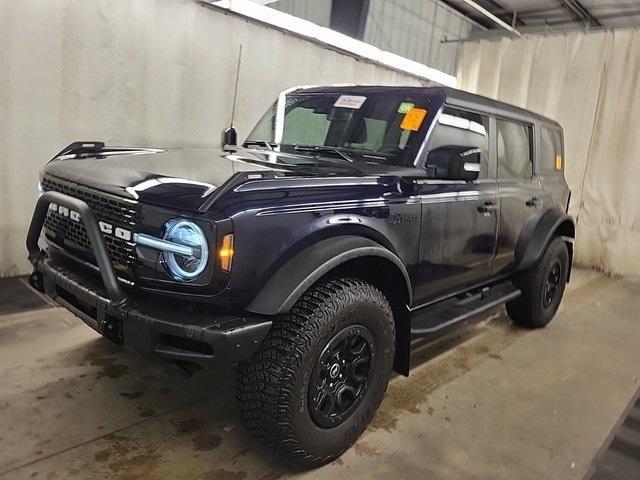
[27,85,574,467]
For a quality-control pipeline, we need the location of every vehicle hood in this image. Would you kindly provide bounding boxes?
[42,147,353,211]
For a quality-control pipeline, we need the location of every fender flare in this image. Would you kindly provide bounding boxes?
[246,235,412,315]
[515,207,575,273]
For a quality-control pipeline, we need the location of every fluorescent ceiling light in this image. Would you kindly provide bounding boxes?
[205,0,457,88]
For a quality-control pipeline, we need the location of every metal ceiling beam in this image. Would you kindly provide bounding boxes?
[493,2,640,17]
[472,0,526,25]
[515,8,640,23]
[558,0,602,27]
[584,9,640,21]
[441,0,525,28]
[456,0,521,35]
[441,20,640,43]
[489,5,564,16]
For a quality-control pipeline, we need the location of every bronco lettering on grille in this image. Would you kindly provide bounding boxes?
[49,202,132,242]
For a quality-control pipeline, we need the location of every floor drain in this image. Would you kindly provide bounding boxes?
[584,387,640,479]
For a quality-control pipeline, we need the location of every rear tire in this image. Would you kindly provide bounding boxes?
[506,237,569,328]
[237,278,395,468]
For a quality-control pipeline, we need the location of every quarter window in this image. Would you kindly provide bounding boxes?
[540,127,564,173]
[497,120,532,179]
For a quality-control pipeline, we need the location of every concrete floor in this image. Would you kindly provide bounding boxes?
[0,268,639,480]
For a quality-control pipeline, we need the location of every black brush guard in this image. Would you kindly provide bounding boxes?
[26,191,271,364]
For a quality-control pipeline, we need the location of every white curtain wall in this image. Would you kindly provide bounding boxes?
[457,29,640,277]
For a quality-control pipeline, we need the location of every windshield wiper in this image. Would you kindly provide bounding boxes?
[293,145,355,163]
[243,140,277,150]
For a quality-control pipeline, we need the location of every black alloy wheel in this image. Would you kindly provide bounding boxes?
[309,325,375,428]
[543,259,562,308]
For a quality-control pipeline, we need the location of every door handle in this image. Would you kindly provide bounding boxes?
[477,200,498,214]
[526,197,539,207]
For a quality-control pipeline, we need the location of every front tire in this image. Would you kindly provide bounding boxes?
[506,237,569,328]
[237,278,395,468]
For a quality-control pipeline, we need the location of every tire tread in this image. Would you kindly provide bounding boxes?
[236,277,393,467]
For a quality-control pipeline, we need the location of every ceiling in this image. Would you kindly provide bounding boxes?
[442,0,640,35]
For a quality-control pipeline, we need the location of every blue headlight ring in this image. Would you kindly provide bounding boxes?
[161,218,209,281]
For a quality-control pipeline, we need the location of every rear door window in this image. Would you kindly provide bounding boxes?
[497,120,533,180]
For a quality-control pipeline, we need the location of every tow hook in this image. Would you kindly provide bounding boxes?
[29,271,44,292]
[101,316,124,345]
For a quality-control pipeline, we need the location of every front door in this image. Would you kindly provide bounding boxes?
[411,107,499,305]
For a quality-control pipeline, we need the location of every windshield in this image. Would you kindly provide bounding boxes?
[245,91,435,167]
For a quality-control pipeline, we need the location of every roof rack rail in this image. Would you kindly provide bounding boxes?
[52,141,105,160]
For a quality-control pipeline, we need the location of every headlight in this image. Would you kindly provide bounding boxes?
[161,219,209,281]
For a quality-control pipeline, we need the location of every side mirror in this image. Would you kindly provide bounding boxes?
[425,146,483,181]
[222,126,238,148]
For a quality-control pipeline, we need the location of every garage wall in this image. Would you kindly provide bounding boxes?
[363,0,476,75]
[457,29,640,277]
[0,0,425,278]
[271,0,478,75]
[271,0,332,27]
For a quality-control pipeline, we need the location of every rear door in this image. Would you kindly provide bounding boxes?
[412,107,499,304]
[492,118,543,274]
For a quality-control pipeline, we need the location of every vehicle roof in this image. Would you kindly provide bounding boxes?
[294,85,561,129]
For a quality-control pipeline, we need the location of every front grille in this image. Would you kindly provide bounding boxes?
[41,175,139,270]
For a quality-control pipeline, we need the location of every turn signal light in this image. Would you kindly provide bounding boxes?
[219,234,234,272]
[555,155,563,170]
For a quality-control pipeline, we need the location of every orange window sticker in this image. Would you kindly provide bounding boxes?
[400,108,427,131]
[555,155,563,170]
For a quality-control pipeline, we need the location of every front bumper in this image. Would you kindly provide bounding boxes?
[27,191,272,365]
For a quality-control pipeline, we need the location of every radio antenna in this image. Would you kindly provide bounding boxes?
[222,45,243,148]
[230,44,243,127]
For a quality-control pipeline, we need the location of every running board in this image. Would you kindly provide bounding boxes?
[410,281,521,338]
